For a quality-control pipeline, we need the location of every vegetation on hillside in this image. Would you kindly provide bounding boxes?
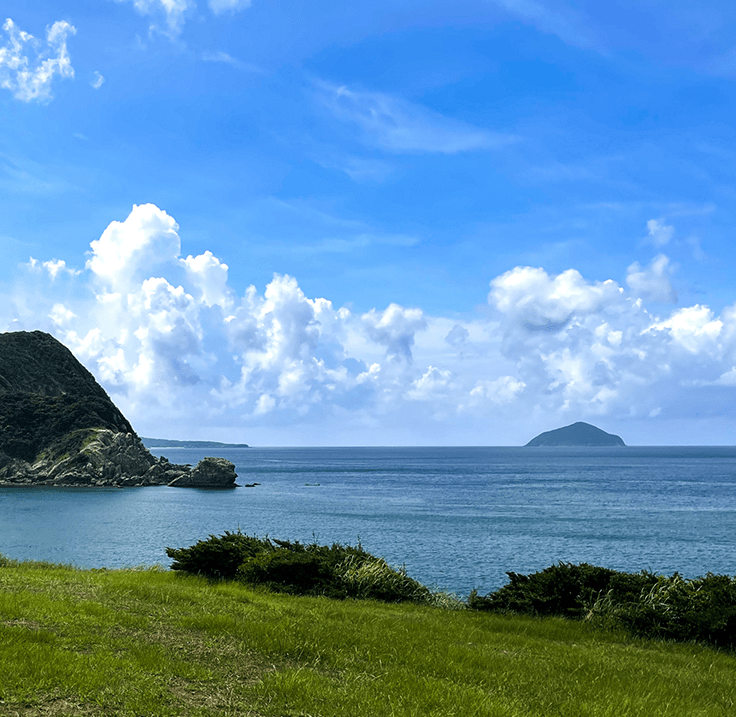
[469,561,736,651]
[168,533,736,652]
[0,330,136,463]
[166,532,438,604]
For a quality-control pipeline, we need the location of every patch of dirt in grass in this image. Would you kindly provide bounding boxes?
[166,676,271,716]
[0,697,105,716]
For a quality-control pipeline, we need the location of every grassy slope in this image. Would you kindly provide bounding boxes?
[0,563,734,716]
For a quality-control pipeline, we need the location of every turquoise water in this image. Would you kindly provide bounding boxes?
[1,446,736,597]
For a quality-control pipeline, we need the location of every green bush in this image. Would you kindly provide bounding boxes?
[237,549,344,597]
[166,531,270,579]
[167,531,434,603]
[589,572,736,650]
[468,563,655,619]
[469,562,736,651]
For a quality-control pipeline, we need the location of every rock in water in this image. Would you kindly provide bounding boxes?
[0,330,238,488]
[168,457,238,488]
[525,421,626,447]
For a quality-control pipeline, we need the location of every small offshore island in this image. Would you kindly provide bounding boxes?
[0,330,238,488]
[525,421,626,447]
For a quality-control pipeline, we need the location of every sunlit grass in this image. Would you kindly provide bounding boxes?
[0,559,734,715]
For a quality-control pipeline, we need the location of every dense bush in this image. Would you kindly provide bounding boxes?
[166,531,269,579]
[467,563,657,619]
[167,531,432,603]
[469,562,736,651]
[588,572,736,650]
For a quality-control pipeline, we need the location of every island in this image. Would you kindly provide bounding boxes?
[0,330,238,488]
[525,421,626,447]
[142,438,249,449]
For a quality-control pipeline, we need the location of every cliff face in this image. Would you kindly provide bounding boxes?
[0,331,237,488]
[525,421,626,447]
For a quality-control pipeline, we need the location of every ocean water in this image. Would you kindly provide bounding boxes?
[1,446,736,597]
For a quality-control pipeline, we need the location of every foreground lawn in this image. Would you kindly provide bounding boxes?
[0,563,734,716]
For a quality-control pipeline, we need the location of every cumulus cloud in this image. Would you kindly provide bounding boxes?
[489,265,622,331]
[626,254,677,303]
[0,18,75,102]
[91,71,104,89]
[361,303,427,363]
[406,366,452,400]
[86,203,181,290]
[9,203,736,444]
[317,81,513,154]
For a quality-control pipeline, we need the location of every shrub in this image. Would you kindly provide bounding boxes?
[237,549,345,597]
[467,563,649,619]
[589,572,736,650]
[166,531,271,579]
[167,531,435,604]
[469,562,736,651]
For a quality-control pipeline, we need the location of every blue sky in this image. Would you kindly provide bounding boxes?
[2,0,736,445]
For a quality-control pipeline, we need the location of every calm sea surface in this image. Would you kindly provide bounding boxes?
[1,446,735,597]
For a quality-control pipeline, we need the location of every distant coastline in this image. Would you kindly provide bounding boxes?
[141,438,250,449]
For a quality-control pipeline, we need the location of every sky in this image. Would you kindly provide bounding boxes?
[2,1,736,445]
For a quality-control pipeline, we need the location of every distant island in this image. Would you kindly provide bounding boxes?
[142,438,249,449]
[525,421,626,447]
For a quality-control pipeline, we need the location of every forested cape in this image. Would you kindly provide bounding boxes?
[0,330,237,487]
[0,330,135,462]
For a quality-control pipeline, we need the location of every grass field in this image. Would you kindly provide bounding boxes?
[0,560,734,716]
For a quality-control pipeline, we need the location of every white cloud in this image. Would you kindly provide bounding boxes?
[208,0,252,14]
[91,71,104,89]
[646,218,675,247]
[470,376,525,404]
[10,204,736,444]
[86,203,181,290]
[49,303,76,327]
[0,18,75,102]
[646,305,723,354]
[361,303,427,363]
[407,366,452,400]
[317,81,514,154]
[626,254,677,303]
[27,257,80,280]
[123,0,194,37]
[489,265,621,330]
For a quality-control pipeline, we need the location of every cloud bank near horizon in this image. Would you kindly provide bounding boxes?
[3,203,736,444]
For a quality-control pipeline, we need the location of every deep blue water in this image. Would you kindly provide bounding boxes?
[1,446,736,597]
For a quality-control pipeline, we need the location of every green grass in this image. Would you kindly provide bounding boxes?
[0,561,734,716]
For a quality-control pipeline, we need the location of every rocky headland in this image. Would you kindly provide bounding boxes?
[0,330,238,488]
[525,421,626,447]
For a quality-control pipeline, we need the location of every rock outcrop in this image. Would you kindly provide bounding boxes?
[525,421,626,447]
[167,457,238,488]
[0,331,238,488]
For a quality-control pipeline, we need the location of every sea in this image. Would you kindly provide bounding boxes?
[1,446,735,598]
